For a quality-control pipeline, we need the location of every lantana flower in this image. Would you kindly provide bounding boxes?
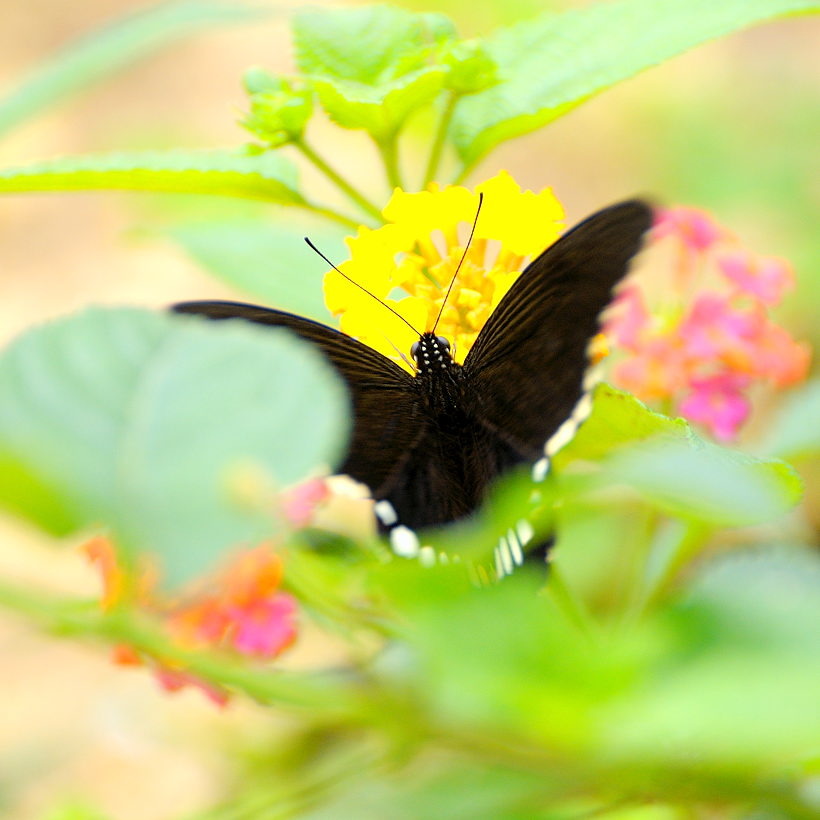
[323,170,565,368]
[87,537,298,705]
[605,206,810,440]
[84,477,333,703]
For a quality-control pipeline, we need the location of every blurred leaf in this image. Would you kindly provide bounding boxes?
[553,496,651,612]
[599,549,820,767]
[0,150,304,204]
[551,386,802,526]
[684,546,820,652]
[451,0,820,168]
[294,5,449,139]
[310,69,445,141]
[602,436,802,526]
[294,5,452,84]
[375,546,820,808]
[169,219,349,320]
[376,564,645,747]
[40,800,112,820]
[0,0,266,138]
[297,761,558,820]
[555,384,688,466]
[242,78,314,148]
[441,40,499,95]
[759,379,820,459]
[0,308,349,584]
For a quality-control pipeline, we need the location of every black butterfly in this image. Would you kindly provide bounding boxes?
[174,200,652,565]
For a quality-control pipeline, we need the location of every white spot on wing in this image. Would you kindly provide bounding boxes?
[419,546,436,567]
[572,391,593,424]
[498,536,514,576]
[532,457,550,482]
[391,526,420,558]
[516,519,534,546]
[583,364,603,392]
[507,529,524,565]
[545,416,579,457]
[494,547,505,579]
[374,500,397,526]
[541,374,598,462]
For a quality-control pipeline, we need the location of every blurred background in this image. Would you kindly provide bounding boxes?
[0,1,817,818]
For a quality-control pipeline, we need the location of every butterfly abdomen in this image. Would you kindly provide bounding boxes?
[379,403,525,529]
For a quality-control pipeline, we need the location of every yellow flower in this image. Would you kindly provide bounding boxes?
[323,171,565,369]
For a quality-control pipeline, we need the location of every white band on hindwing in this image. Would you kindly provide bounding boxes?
[380,498,533,582]
[531,356,603,484]
[374,499,398,526]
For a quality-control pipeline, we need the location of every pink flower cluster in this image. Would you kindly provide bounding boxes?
[606,207,810,441]
[86,479,331,704]
[87,537,299,706]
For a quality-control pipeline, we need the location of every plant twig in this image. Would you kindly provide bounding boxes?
[377,134,403,191]
[423,92,458,188]
[294,138,383,222]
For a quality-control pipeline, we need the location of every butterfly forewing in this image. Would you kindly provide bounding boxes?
[173,301,426,495]
[173,198,653,542]
[463,200,653,456]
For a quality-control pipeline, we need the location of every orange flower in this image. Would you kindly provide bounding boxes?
[85,537,298,704]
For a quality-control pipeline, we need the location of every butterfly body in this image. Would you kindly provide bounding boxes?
[382,390,525,529]
[174,199,653,546]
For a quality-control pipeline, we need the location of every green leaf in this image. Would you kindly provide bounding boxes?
[0,0,266,138]
[759,379,820,459]
[554,384,689,467]
[0,150,304,204]
[169,219,349,320]
[553,385,801,526]
[451,0,820,169]
[686,546,820,653]
[311,68,445,140]
[380,545,820,784]
[293,5,450,84]
[599,549,820,766]
[243,66,281,95]
[293,5,449,139]
[441,41,499,95]
[242,80,314,148]
[602,437,803,526]
[0,308,349,584]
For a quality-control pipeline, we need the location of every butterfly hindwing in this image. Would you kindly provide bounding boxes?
[463,200,653,457]
[173,301,426,495]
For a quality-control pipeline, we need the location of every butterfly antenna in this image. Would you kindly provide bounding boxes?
[304,237,422,337]
[432,191,484,333]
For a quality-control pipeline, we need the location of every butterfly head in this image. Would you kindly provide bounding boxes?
[411,332,454,375]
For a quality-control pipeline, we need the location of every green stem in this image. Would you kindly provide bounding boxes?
[294,138,383,222]
[637,519,713,614]
[296,199,362,231]
[423,92,458,188]
[0,579,362,713]
[377,133,403,191]
[544,562,598,643]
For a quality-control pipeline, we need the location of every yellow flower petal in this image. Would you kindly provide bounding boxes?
[475,171,564,257]
[383,185,477,238]
[323,171,567,364]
